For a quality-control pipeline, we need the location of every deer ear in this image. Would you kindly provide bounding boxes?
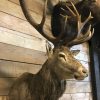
[46,41,53,57]
[71,50,80,56]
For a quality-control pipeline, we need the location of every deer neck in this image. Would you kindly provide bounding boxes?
[37,60,56,81]
[36,59,66,97]
[37,59,65,82]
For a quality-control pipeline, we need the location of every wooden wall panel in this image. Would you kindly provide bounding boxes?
[60,93,92,100]
[0,0,50,39]
[9,0,44,15]
[0,78,16,95]
[0,27,46,51]
[0,43,46,65]
[0,60,42,78]
[0,0,26,19]
[0,11,43,38]
[0,93,92,100]
[0,96,8,100]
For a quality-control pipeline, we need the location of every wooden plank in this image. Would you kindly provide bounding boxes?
[8,0,58,14]
[59,94,72,100]
[0,42,46,65]
[0,60,42,78]
[0,78,16,95]
[59,93,92,100]
[0,0,49,21]
[71,93,92,100]
[0,27,46,52]
[71,42,89,54]
[0,78,91,95]
[0,93,92,100]
[0,0,26,19]
[75,51,90,62]
[0,11,45,39]
[0,0,51,38]
[9,0,44,15]
[71,43,90,62]
[8,0,82,13]
[65,81,91,94]
[0,96,8,100]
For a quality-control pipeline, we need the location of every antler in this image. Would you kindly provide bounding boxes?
[19,0,67,45]
[19,0,94,47]
[67,9,94,46]
[60,1,94,46]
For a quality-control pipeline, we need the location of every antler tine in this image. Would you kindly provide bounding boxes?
[59,2,94,47]
[65,2,76,17]
[68,11,94,46]
[19,0,68,45]
[65,1,80,18]
[70,1,80,19]
[59,2,81,46]
[39,0,47,28]
[78,12,93,34]
[68,27,94,46]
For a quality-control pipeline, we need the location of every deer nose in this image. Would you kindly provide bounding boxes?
[82,69,88,77]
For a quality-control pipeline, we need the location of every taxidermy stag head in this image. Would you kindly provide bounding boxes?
[18,0,94,80]
[8,0,94,100]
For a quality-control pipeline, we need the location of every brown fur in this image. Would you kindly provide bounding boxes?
[8,46,88,100]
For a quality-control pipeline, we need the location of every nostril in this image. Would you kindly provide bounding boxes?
[82,69,87,74]
[86,73,88,77]
[82,69,88,77]
[82,70,87,74]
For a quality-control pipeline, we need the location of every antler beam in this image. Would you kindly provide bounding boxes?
[19,0,69,45]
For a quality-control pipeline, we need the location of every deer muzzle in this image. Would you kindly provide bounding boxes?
[74,67,88,80]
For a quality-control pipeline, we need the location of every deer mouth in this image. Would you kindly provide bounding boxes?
[74,75,85,80]
[73,67,88,80]
[74,73,88,80]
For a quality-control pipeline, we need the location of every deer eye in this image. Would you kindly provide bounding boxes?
[58,53,66,61]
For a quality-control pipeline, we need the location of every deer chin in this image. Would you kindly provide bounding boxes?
[74,74,87,80]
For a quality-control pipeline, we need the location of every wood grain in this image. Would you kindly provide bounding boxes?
[0,27,46,52]
[0,59,42,78]
[0,0,51,38]
[0,43,46,65]
[59,93,92,100]
[9,0,44,15]
[0,11,44,38]
[0,96,8,100]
